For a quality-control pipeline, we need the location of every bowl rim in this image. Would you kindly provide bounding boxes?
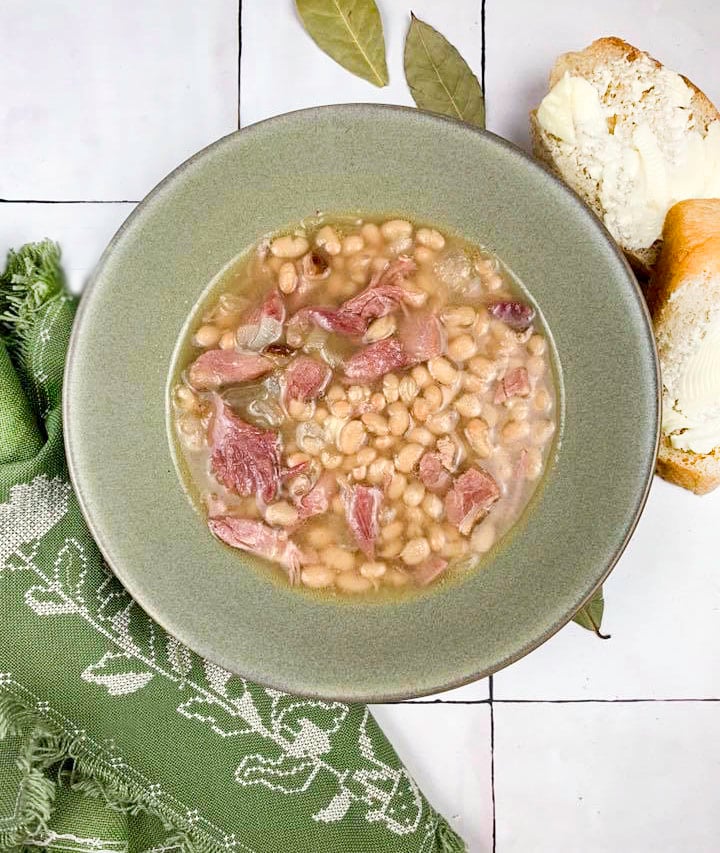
[64,103,661,702]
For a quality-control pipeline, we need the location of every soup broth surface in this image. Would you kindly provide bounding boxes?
[173,216,558,594]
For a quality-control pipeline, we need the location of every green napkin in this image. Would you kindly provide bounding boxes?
[0,242,465,853]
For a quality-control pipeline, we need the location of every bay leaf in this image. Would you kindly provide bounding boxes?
[404,14,485,128]
[572,587,610,639]
[295,0,388,88]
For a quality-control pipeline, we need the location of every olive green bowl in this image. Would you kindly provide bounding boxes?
[65,104,659,702]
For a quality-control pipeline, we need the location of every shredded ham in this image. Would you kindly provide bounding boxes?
[487,300,535,331]
[209,396,282,504]
[341,484,383,558]
[187,350,272,390]
[398,311,446,362]
[343,338,409,383]
[283,355,332,403]
[494,366,531,404]
[413,555,449,586]
[444,467,500,535]
[418,453,453,495]
[236,288,286,350]
[208,517,303,584]
[297,472,338,520]
[296,257,418,336]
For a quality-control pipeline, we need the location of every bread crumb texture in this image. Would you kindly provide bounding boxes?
[533,38,720,260]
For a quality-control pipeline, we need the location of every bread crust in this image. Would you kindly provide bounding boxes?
[646,199,720,317]
[649,199,720,494]
[531,37,720,277]
[657,438,720,495]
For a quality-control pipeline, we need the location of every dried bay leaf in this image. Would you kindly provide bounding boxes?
[404,14,485,128]
[295,0,388,87]
[573,587,610,639]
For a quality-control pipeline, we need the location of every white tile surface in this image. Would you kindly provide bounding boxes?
[485,0,720,151]
[494,478,720,700]
[240,0,482,126]
[0,203,135,294]
[370,703,493,852]
[0,0,237,200]
[494,701,720,853]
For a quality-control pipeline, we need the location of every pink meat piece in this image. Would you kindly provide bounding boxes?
[341,484,383,558]
[284,355,332,403]
[299,257,418,336]
[413,556,449,587]
[188,350,272,390]
[488,300,535,331]
[418,453,453,495]
[343,338,409,383]
[210,396,282,503]
[399,311,446,362]
[444,467,500,535]
[208,517,303,584]
[494,367,531,404]
[297,472,338,520]
[236,288,286,350]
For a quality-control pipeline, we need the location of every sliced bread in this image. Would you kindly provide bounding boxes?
[531,37,720,276]
[647,199,720,494]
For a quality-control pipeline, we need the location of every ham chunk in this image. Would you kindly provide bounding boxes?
[399,311,445,363]
[494,367,531,403]
[341,484,383,558]
[413,555,449,586]
[488,300,535,331]
[299,257,418,336]
[418,453,453,495]
[284,355,332,403]
[236,288,286,350]
[188,350,272,390]
[210,396,282,503]
[444,467,500,535]
[297,472,338,519]
[343,338,409,383]
[208,517,303,584]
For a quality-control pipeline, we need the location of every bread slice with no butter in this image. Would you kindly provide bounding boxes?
[531,37,720,277]
[647,199,720,494]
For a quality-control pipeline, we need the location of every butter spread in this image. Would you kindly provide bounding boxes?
[537,70,720,249]
[662,320,720,454]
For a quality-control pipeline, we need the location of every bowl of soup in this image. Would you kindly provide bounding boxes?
[65,105,659,701]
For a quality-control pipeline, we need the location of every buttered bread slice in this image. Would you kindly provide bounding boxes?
[531,38,720,276]
[648,199,720,494]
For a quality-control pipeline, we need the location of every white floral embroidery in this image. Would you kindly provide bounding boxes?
[1,475,432,842]
[0,476,70,571]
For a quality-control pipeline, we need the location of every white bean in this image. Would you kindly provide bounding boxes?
[270,235,309,259]
[395,443,424,473]
[415,227,445,250]
[380,219,413,241]
[403,481,426,507]
[278,262,298,294]
[336,572,373,594]
[301,565,335,589]
[194,324,222,348]
[315,225,341,255]
[400,538,431,566]
[338,420,366,454]
[265,501,299,527]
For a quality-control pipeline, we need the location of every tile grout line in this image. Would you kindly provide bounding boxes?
[489,675,496,853]
[237,0,243,129]
[480,0,486,95]
[493,697,720,704]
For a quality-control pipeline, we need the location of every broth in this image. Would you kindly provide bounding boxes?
[172,216,558,594]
